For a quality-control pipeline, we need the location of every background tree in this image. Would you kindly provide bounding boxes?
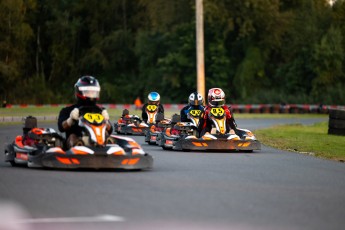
[0,0,344,104]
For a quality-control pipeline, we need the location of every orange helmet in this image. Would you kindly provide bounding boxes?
[207,88,225,107]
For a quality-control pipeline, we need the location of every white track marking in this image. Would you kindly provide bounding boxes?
[16,214,125,224]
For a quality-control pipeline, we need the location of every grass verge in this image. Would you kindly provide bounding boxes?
[255,122,345,162]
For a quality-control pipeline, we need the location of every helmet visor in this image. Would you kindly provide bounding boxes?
[190,100,202,106]
[149,100,159,105]
[210,100,225,106]
[79,86,100,99]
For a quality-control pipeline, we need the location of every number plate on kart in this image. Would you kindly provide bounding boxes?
[83,113,104,123]
[210,108,225,117]
[189,110,202,117]
[146,105,157,112]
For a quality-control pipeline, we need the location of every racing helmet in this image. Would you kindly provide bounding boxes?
[188,92,203,106]
[208,88,225,107]
[148,92,160,105]
[74,76,100,104]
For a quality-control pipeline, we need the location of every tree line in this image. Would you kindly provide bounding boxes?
[0,0,344,105]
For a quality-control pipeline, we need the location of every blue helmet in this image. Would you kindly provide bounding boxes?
[148,92,160,105]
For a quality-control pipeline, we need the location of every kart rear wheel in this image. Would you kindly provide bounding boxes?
[4,148,17,167]
[182,149,191,152]
[9,160,17,167]
[162,146,172,150]
[243,150,253,153]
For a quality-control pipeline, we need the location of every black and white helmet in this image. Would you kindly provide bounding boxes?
[74,76,100,105]
[188,92,203,106]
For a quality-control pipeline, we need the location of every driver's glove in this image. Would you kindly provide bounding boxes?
[102,109,110,121]
[66,108,79,126]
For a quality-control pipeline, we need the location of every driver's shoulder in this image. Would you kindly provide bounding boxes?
[60,104,77,114]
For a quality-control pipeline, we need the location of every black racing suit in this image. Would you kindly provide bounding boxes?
[141,103,164,123]
[58,103,113,139]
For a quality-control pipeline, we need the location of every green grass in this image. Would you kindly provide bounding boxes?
[255,122,345,162]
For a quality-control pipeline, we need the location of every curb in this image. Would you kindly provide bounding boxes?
[0,116,57,123]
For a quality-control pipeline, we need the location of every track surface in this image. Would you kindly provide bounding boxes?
[1,118,344,230]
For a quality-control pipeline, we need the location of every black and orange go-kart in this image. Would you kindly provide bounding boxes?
[160,107,261,152]
[114,114,149,135]
[156,110,201,150]
[145,118,173,145]
[144,113,166,145]
[164,123,261,152]
[4,108,153,170]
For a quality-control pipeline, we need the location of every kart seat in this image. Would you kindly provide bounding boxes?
[23,116,37,135]
[165,128,171,136]
[171,114,181,124]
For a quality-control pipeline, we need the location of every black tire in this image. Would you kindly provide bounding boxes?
[182,149,191,152]
[328,128,345,136]
[9,160,17,167]
[329,109,345,120]
[329,119,345,129]
[162,146,172,150]
[242,150,254,153]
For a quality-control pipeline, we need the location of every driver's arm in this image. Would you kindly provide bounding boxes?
[58,107,79,132]
[226,107,237,130]
[102,109,113,134]
[180,108,187,122]
[141,104,148,123]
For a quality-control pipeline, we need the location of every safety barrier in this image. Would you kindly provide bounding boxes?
[3,103,345,114]
[328,109,345,136]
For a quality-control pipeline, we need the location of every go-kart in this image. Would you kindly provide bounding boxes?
[114,110,149,135]
[144,104,161,125]
[161,107,261,152]
[4,107,153,170]
[144,113,166,145]
[155,112,198,150]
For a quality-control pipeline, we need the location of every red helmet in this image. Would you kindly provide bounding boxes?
[74,76,100,104]
[208,88,225,107]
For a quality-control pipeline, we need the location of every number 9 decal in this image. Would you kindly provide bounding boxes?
[189,110,201,117]
[210,108,225,117]
[147,105,157,112]
[84,113,104,123]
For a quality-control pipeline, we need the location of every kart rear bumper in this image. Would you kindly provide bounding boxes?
[115,124,148,135]
[28,152,153,170]
[173,139,261,151]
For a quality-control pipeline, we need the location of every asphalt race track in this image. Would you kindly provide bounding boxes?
[1,118,344,230]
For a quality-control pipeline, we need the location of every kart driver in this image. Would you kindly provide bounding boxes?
[141,91,164,123]
[180,92,205,122]
[58,76,113,148]
[198,88,237,137]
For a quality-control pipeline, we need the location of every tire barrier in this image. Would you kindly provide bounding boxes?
[3,103,345,114]
[328,109,345,136]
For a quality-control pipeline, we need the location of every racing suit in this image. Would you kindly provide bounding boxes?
[180,105,205,122]
[141,103,164,123]
[198,105,237,137]
[58,103,113,144]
